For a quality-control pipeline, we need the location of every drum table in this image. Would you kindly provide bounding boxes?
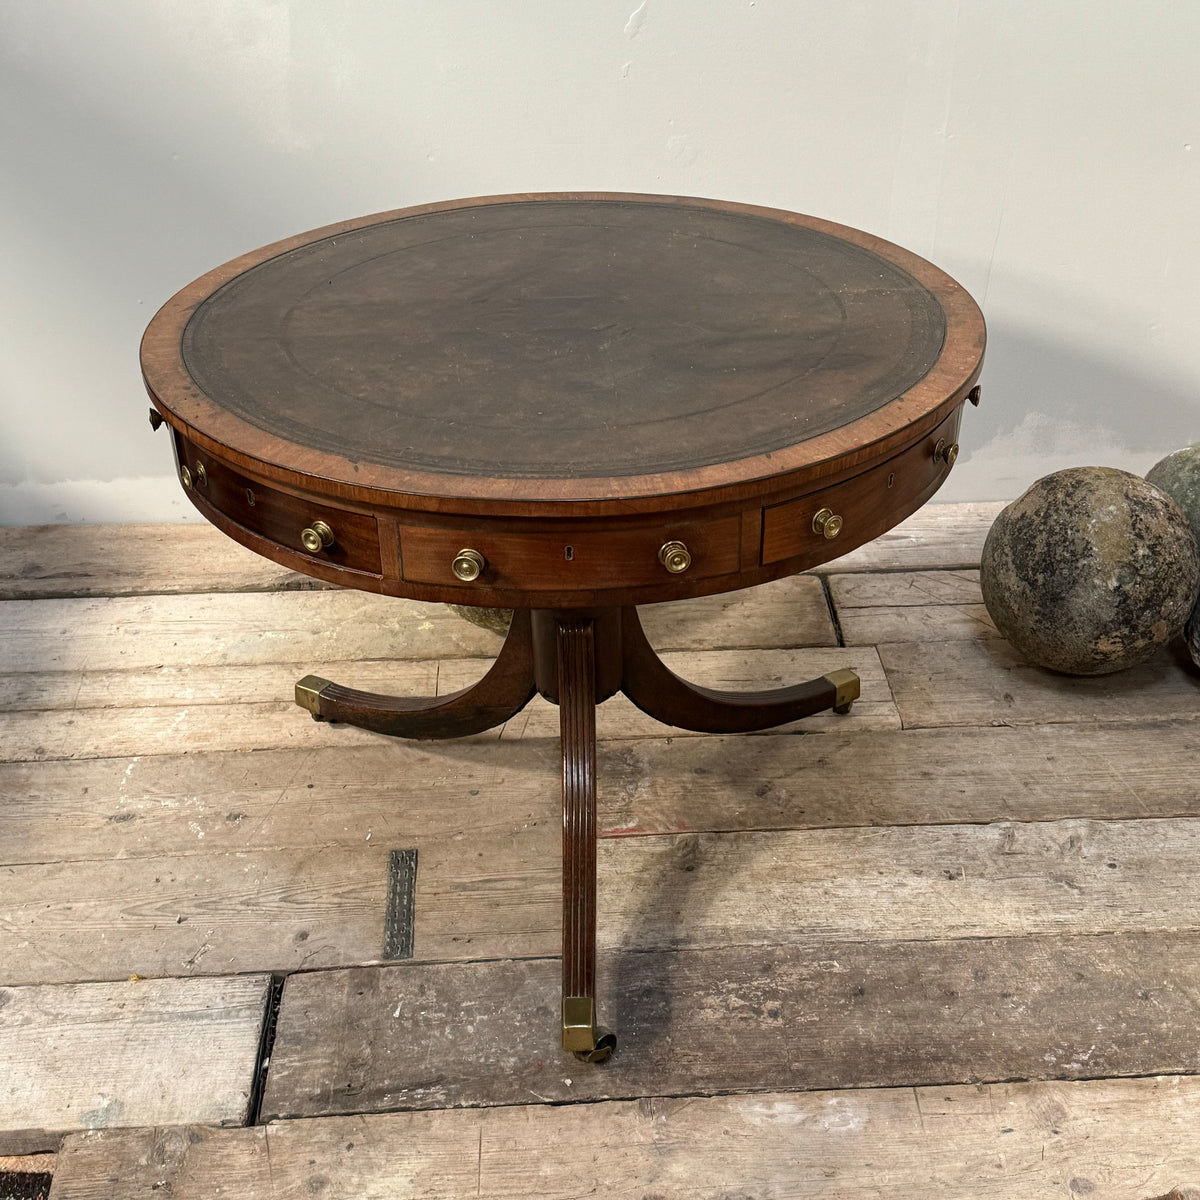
[142,194,985,1062]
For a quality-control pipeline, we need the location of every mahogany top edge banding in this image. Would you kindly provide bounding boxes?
[142,192,985,520]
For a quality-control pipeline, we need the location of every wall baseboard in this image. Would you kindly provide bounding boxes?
[0,477,203,526]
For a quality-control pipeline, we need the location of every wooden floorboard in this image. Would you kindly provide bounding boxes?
[4,717,1197,865]
[828,566,1000,644]
[882,635,1200,728]
[0,975,270,1154]
[0,845,396,985]
[840,600,998,644]
[9,814,1200,984]
[0,591,500,675]
[827,568,982,607]
[48,1076,1200,1199]
[261,931,1200,1119]
[4,507,1198,1196]
[0,523,320,600]
[0,575,835,677]
[0,646,893,761]
[593,817,1200,951]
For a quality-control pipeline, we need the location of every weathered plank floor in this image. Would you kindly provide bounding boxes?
[3,503,1200,1198]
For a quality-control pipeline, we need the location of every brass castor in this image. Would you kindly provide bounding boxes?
[574,1028,617,1064]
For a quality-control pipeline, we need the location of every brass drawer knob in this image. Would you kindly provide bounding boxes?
[452,548,486,582]
[934,437,960,467]
[658,540,692,574]
[194,462,207,487]
[179,464,192,489]
[812,507,843,539]
[300,520,335,553]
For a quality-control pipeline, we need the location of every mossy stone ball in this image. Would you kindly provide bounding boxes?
[1147,442,1200,540]
[446,605,513,636]
[1146,442,1200,669]
[979,466,1199,675]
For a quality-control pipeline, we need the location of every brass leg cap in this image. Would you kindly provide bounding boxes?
[562,995,596,1052]
[295,675,332,719]
[562,996,617,1062]
[823,667,860,715]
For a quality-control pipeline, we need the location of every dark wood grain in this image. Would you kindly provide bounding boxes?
[397,513,743,593]
[173,431,382,574]
[301,609,536,738]
[558,619,606,1051]
[762,405,962,565]
[159,406,966,608]
[259,932,1200,1119]
[618,607,844,732]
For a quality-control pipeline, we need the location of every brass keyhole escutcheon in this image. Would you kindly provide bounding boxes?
[934,437,960,468]
[179,464,192,489]
[812,507,843,540]
[452,548,486,582]
[658,540,692,574]
[300,520,335,554]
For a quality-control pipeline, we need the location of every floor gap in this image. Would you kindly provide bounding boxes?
[818,576,846,648]
[247,972,288,1126]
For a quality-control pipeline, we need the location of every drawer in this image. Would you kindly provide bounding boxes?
[762,408,962,565]
[173,433,383,574]
[399,516,742,592]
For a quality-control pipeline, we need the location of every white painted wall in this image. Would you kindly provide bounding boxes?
[2,0,1198,522]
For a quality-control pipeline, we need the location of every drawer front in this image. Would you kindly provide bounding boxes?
[761,408,962,565]
[399,516,742,592]
[174,434,383,574]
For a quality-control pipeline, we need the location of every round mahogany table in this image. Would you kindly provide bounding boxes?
[142,193,985,1061]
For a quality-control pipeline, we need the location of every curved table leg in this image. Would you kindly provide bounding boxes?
[619,607,860,733]
[293,609,536,740]
[558,617,617,1063]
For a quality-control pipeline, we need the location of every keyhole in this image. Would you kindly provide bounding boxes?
[564,546,574,561]
[887,473,895,489]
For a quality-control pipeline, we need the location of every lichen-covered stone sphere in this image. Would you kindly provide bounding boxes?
[446,605,513,636]
[980,466,1200,675]
[1146,443,1200,669]
[1147,442,1200,541]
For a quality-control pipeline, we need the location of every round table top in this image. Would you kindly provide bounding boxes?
[142,193,985,515]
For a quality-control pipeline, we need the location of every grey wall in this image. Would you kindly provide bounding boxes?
[2,1,1198,522]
